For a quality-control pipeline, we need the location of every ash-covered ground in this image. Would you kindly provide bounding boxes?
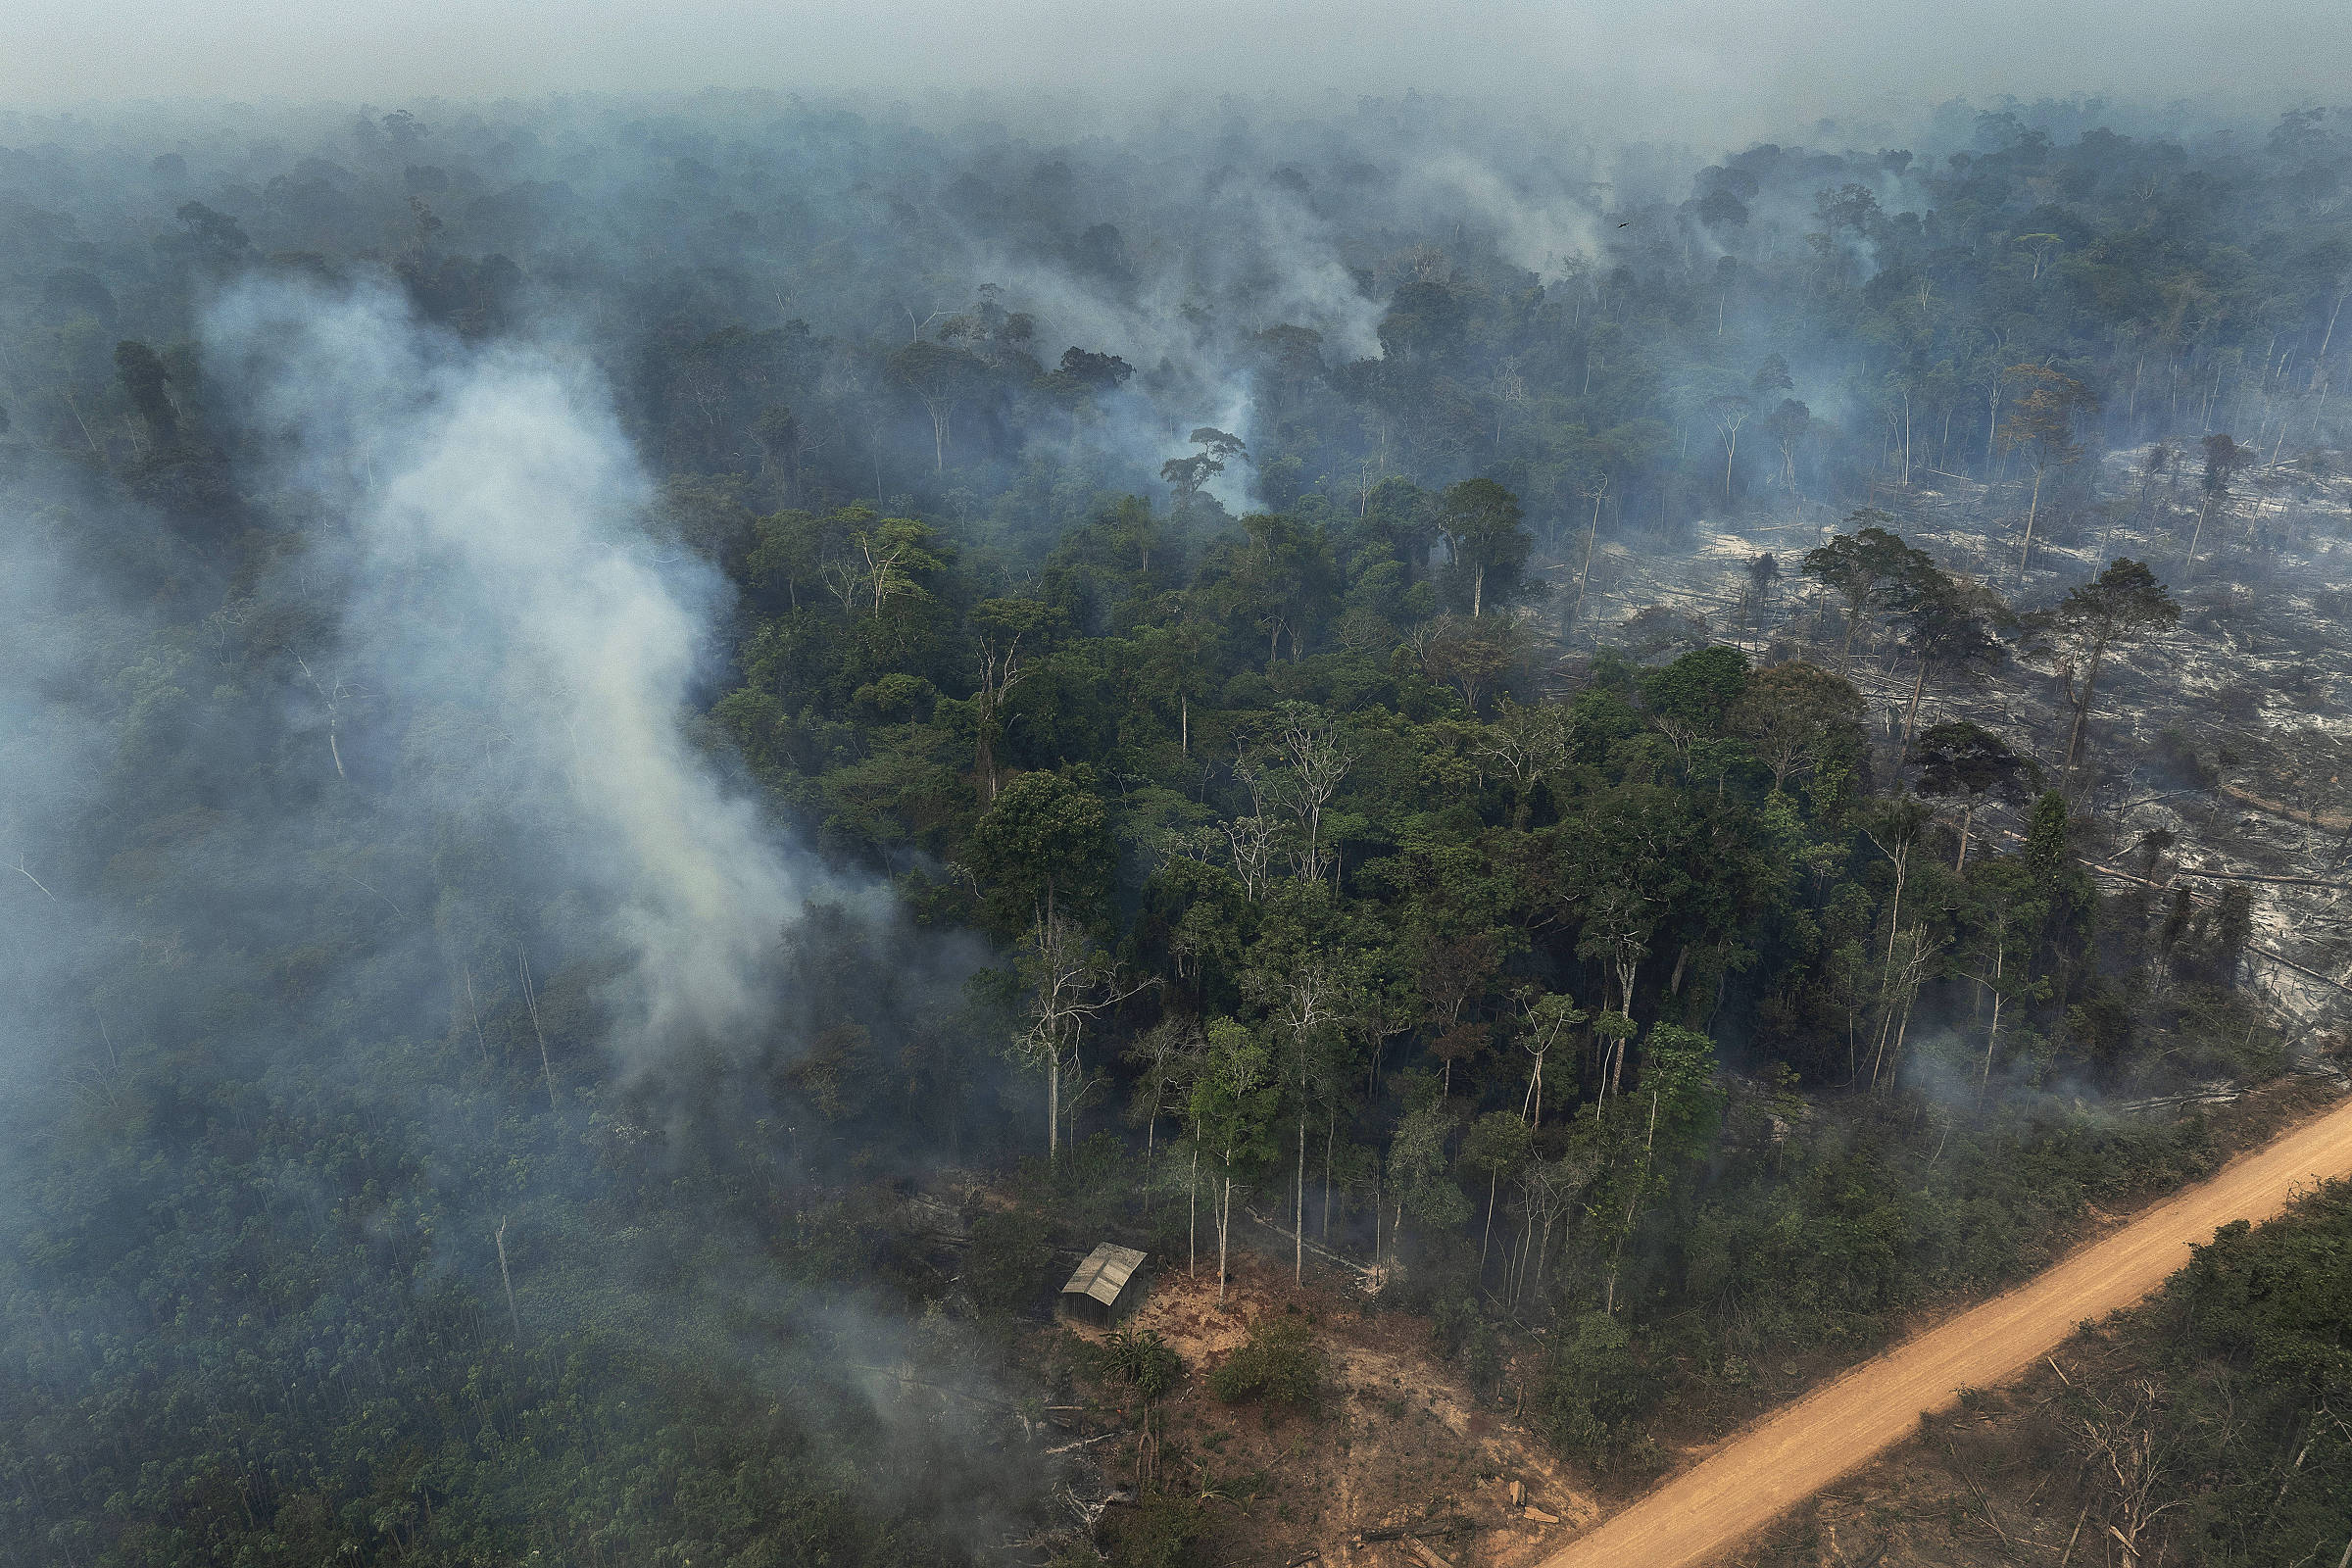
[1545,447,2352,1058]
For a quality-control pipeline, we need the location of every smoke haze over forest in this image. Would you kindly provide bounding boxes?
[9,0,2352,140]
[5,11,2352,1565]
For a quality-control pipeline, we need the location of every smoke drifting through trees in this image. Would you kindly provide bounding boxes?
[6,93,2350,557]
[4,84,2352,1567]
[0,280,1032,1561]
[213,281,817,1055]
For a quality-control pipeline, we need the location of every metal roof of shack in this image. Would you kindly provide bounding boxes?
[1061,1244,1148,1305]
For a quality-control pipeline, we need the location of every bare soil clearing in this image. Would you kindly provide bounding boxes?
[1537,1094,2352,1568]
[1061,1256,1595,1568]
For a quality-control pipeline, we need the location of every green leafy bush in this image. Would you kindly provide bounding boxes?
[1103,1490,1209,1568]
[1207,1313,1323,1415]
[1532,1311,1658,1465]
[1103,1325,1185,1401]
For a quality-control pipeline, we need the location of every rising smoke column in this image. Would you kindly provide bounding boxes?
[208,281,812,1058]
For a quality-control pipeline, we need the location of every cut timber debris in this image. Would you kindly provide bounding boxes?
[1522,1506,1559,1525]
[1508,1481,1524,1507]
[1352,1519,1472,1545]
[2223,782,2352,833]
[1243,1205,1384,1287]
[1399,1536,1453,1568]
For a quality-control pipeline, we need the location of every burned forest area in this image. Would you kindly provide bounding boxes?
[4,89,2352,1568]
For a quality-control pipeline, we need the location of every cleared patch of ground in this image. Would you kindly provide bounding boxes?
[1540,450,2352,1050]
[1052,1253,1594,1568]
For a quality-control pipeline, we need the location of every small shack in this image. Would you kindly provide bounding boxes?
[1056,1244,1149,1327]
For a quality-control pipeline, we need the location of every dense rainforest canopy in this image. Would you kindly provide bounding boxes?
[1,91,2348,1566]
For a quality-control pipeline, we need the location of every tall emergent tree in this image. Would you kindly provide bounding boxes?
[1161,426,1249,512]
[2183,431,2248,575]
[1803,515,1933,660]
[967,770,1126,1152]
[1193,1017,1280,1300]
[1996,364,2098,575]
[1910,720,2037,868]
[2027,560,2180,783]
[1434,477,1534,618]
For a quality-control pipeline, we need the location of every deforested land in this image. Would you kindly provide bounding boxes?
[2,90,2350,1568]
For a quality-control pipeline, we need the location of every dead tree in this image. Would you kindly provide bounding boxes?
[1011,911,1150,1158]
[518,948,559,1118]
[2064,1374,2188,1568]
[1267,705,1353,884]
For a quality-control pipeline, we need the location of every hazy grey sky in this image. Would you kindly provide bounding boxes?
[6,0,2344,137]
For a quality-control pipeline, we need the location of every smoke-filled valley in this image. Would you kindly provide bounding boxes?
[3,89,2352,1568]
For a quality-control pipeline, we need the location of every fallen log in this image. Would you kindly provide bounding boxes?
[2223,782,2352,834]
[1399,1536,1453,1568]
[2078,858,2347,892]
[1350,1517,1474,1545]
[1242,1206,1382,1282]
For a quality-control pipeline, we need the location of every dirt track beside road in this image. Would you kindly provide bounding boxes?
[1541,1094,2352,1568]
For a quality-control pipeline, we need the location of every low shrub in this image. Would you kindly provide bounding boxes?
[1208,1313,1323,1415]
[1103,1325,1184,1401]
[1102,1490,1208,1568]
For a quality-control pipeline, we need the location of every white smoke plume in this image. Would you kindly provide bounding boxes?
[1397,153,1605,280]
[208,281,811,1057]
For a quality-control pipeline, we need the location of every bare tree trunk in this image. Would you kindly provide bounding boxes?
[1603,1092,1659,1316]
[57,384,104,458]
[1217,1167,1234,1302]
[2063,646,2109,778]
[1188,1144,1199,1277]
[1479,1170,1498,1280]
[1885,985,1920,1091]
[494,1218,522,1346]
[518,950,559,1119]
[1570,483,1606,631]
[2184,495,2211,578]
[2313,290,2348,389]
[463,962,490,1066]
[1984,381,2001,478]
[1322,1110,1336,1242]
[1295,1113,1305,1284]
[1884,846,1911,970]
[2019,466,2044,575]
[1513,1204,1536,1308]
[1978,981,2007,1106]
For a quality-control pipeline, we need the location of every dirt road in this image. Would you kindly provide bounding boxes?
[1540,1094,2352,1568]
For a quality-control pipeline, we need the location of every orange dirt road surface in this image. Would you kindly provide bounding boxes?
[1540,1093,2352,1568]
